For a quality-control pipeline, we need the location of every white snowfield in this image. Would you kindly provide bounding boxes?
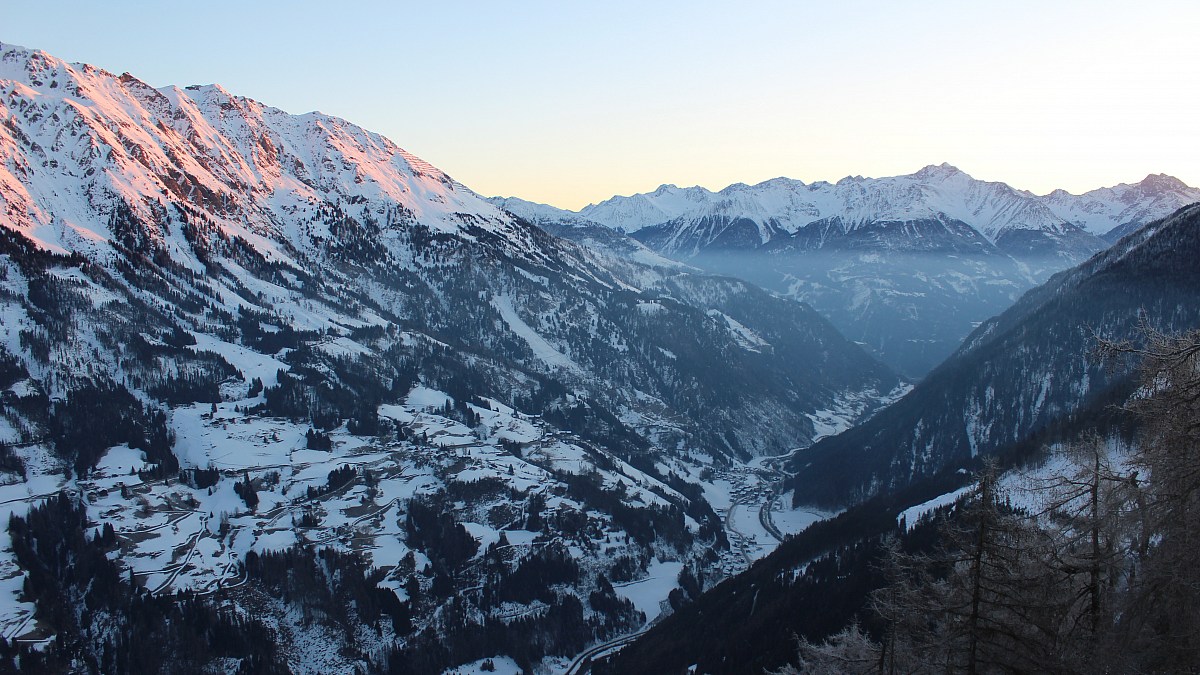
[897,485,976,531]
[492,294,585,375]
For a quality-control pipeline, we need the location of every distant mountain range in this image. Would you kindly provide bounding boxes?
[501,167,1199,376]
[573,164,1198,244]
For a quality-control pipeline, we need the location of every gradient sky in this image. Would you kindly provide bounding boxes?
[5,0,1198,209]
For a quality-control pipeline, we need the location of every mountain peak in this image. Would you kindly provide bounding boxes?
[1137,173,1188,193]
[913,162,967,180]
[753,176,804,190]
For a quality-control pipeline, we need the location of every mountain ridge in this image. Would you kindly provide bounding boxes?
[0,41,513,263]
[567,164,1198,244]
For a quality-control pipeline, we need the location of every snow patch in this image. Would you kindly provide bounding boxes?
[613,559,684,623]
[491,295,583,374]
[897,486,975,530]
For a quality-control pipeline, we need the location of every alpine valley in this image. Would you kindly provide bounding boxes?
[1,40,1199,675]
[0,42,898,673]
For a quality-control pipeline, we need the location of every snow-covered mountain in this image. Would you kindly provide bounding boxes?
[531,165,1196,378]
[600,206,1200,675]
[0,43,529,265]
[1044,173,1200,241]
[0,42,899,673]
[577,163,1195,251]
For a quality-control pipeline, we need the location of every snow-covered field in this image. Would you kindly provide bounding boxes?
[771,491,837,536]
[614,559,684,623]
[445,656,524,675]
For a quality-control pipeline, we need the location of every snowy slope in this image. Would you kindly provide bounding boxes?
[489,196,600,231]
[488,195,684,269]
[0,42,534,263]
[580,164,1096,248]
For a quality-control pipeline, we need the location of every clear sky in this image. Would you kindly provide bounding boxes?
[5,0,1198,210]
